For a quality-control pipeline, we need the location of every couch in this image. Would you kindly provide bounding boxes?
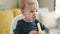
[0,8,21,34]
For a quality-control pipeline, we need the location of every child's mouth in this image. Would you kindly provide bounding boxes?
[33,16,36,19]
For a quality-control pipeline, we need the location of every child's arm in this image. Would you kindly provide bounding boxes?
[29,30,38,34]
[14,20,23,34]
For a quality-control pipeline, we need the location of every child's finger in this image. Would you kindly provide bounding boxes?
[29,31,38,34]
[38,31,45,34]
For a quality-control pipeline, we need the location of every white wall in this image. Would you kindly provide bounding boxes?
[37,0,54,11]
[0,0,54,11]
[0,0,17,10]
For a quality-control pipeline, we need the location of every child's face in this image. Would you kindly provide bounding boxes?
[22,4,38,21]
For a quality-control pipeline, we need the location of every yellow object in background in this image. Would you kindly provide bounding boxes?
[51,32,54,34]
[13,8,22,17]
[0,11,14,34]
[0,8,22,34]
[37,23,41,33]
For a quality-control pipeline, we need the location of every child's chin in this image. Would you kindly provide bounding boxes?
[33,18,36,20]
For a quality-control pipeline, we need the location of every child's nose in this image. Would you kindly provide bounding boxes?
[33,12,37,15]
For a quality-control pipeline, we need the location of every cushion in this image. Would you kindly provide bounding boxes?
[41,12,57,28]
[13,8,22,17]
[0,10,14,34]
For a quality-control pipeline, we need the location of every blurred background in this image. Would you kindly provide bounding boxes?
[0,0,60,34]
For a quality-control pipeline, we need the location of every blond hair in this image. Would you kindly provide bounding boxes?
[19,0,39,9]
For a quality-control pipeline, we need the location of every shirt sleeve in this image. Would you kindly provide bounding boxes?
[14,20,23,34]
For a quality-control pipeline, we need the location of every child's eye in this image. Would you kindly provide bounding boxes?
[30,10,38,13]
[36,10,38,12]
[30,11,34,13]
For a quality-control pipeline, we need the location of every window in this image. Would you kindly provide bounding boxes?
[56,0,60,18]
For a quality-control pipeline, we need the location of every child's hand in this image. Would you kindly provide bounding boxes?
[29,30,38,34]
[38,31,45,34]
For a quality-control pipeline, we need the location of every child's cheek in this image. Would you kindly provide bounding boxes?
[29,16,33,19]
